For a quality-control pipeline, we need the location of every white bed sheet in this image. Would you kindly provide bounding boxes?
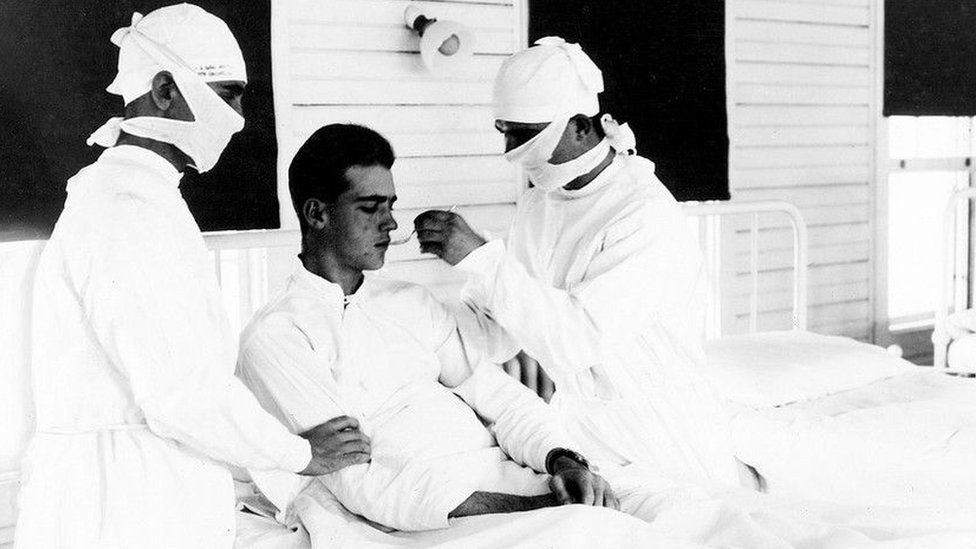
[235,511,310,549]
[236,482,706,549]
[729,369,976,508]
[234,471,976,549]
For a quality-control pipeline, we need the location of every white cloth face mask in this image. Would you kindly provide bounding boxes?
[504,117,611,191]
[88,28,244,173]
[120,63,243,173]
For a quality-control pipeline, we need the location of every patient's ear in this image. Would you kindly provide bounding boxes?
[302,198,329,231]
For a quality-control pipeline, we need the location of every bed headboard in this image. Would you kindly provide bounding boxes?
[682,200,808,334]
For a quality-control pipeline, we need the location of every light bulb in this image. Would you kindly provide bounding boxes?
[404,4,475,75]
[438,34,461,56]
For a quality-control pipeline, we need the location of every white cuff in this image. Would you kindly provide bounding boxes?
[455,239,505,277]
[280,437,313,474]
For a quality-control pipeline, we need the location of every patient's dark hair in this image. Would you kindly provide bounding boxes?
[288,124,395,235]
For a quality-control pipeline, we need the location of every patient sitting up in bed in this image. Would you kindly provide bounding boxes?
[236,124,622,535]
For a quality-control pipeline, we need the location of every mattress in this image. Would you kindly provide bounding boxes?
[728,370,976,507]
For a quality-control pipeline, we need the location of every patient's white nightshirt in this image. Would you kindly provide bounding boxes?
[15,146,311,549]
[237,267,572,532]
[455,155,739,486]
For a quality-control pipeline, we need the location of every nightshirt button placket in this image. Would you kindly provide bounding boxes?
[336,300,372,431]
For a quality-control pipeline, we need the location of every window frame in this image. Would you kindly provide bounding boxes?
[875,115,974,362]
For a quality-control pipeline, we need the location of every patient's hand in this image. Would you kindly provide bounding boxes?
[550,459,619,510]
[414,210,486,266]
[297,416,371,476]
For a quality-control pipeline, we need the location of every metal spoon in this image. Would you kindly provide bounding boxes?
[389,205,457,246]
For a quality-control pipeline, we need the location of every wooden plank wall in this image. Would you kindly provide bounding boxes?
[272,0,523,299]
[722,0,877,339]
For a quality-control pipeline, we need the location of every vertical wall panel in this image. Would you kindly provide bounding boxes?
[725,0,877,339]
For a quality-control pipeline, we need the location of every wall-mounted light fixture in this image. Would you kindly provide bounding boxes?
[403,5,474,75]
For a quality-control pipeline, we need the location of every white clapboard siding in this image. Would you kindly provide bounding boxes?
[735,145,871,168]
[730,278,870,308]
[288,105,501,158]
[736,1,870,25]
[732,168,870,189]
[726,301,872,339]
[736,126,870,147]
[289,52,505,84]
[273,0,522,295]
[736,42,870,66]
[725,0,876,337]
[736,20,869,46]
[736,105,871,126]
[731,241,870,273]
[737,64,871,86]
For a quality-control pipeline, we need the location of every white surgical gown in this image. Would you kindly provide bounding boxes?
[237,267,573,532]
[456,155,739,486]
[15,146,311,549]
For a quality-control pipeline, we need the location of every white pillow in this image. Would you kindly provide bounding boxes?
[702,330,914,408]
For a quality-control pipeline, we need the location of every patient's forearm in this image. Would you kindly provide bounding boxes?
[448,491,558,518]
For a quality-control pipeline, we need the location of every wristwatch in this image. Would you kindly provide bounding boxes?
[545,447,590,475]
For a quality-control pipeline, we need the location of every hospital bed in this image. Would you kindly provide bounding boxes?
[4,200,976,548]
[932,188,976,371]
[682,201,976,510]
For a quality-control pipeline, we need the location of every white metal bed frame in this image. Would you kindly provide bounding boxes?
[682,200,808,333]
[933,188,976,369]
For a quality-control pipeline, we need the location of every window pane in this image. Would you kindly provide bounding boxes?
[888,116,918,159]
[887,171,967,319]
[888,116,971,159]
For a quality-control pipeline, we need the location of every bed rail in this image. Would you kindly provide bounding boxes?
[933,188,976,369]
[682,200,808,333]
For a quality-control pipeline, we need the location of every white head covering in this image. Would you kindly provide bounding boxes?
[492,36,603,123]
[86,4,247,173]
[108,3,247,105]
[494,37,640,191]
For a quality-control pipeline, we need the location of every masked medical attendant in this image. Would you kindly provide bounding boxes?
[415,38,740,500]
[15,6,360,549]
